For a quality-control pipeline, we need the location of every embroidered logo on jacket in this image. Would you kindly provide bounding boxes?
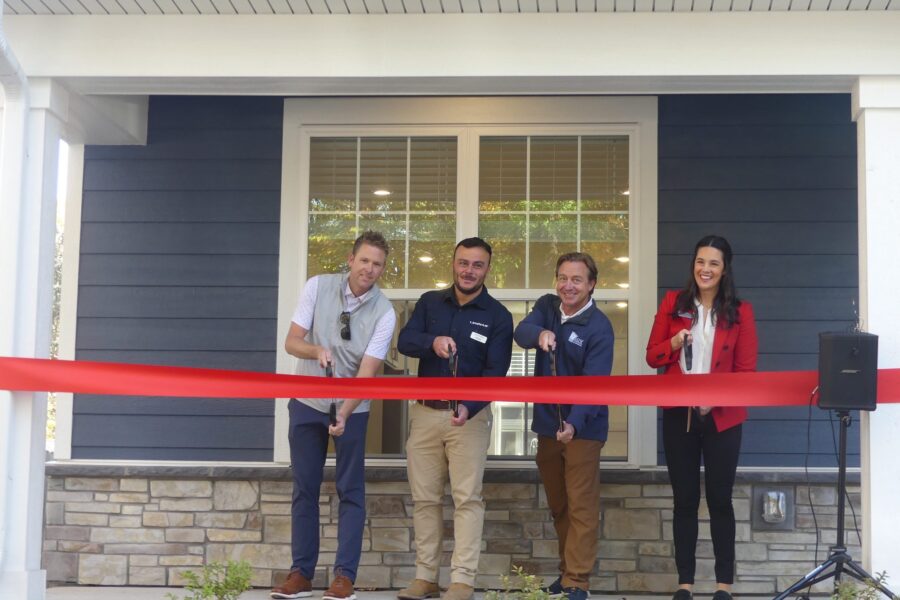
[469,321,489,328]
[567,331,584,347]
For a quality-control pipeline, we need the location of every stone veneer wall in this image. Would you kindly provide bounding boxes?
[42,465,861,594]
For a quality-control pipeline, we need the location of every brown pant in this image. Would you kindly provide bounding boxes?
[536,436,604,591]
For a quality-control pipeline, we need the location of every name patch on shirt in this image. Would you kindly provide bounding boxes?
[469,321,489,328]
[470,331,488,344]
[567,331,584,347]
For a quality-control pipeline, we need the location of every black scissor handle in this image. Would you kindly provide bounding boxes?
[683,335,693,372]
[548,347,558,377]
[547,348,564,432]
[448,348,458,376]
[325,361,337,427]
[448,349,459,418]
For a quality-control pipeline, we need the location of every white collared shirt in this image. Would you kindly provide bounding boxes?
[560,299,594,325]
[291,275,395,359]
[680,299,715,375]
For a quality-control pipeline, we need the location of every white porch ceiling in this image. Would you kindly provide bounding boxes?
[5,0,897,15]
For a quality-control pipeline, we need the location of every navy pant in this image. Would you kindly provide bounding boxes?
[288,400,368,582]
[663,407,742,585]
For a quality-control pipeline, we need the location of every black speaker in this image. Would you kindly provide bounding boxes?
[818,332,878,411]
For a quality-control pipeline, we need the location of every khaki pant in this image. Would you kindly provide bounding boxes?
[535,436,604,591]
[406,402,492,587]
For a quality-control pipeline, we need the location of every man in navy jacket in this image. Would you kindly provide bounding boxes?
[513,252,613,600]
[396,238,513,600]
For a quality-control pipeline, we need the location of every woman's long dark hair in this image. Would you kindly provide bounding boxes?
[673,234,741,329]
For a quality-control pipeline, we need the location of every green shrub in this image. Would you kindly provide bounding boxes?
[484,565,552,600]
[831,571,891,600]
[165,560,253,600]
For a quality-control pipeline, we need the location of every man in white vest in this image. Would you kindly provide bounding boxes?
[272,231,396,600]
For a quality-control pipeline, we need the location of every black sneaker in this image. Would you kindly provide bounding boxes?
[672,590,693,600]
[541,577,564,598]
[711,591,732,600]
[563,587,589,600]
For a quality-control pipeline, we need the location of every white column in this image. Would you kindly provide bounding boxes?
[0,79,66,600]
[852,76,900,577]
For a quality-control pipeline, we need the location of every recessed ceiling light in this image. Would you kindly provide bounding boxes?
[614,256,630,263]
[616,302,628,308]
[621,190,630,196]
[418,255,434,263]
[616,282,630,289]
[435,281,448,288]
[373,189,391,197]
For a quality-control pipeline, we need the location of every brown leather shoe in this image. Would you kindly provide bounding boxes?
[442,583,474,600]
[271,570,313,599]
[324,573,357,600]
[397,579,441,600]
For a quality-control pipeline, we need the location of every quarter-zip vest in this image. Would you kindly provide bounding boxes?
[294,272,392,414]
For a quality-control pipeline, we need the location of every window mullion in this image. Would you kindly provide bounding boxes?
[577,135,582,251]
[525,136,531,289]
[355,137,361,234]
[458,128,478,241]
[405,137,411,289]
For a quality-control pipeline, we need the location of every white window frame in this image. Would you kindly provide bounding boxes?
[278,97,658,468]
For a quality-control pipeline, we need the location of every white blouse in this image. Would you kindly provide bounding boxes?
[680,299,715,376]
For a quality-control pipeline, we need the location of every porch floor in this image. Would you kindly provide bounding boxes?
[45,588,677,600]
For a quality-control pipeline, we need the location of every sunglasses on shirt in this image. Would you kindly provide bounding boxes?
[339,311,351,341]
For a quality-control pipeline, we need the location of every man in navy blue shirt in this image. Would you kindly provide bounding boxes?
[396,238,513,600]
[514,252,614,600]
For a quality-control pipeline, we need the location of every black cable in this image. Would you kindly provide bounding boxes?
[803,386,820,589]
[828,411,863,547]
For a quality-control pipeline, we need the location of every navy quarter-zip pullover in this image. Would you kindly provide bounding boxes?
[514,293,614,441]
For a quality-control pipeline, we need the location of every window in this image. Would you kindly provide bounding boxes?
[277,98,658,467]
[306,134,460,455]
[479,135,629,290]
[308,137,458,291]
[477,134,631,459]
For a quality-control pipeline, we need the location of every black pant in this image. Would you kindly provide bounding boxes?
[663,407,742,585]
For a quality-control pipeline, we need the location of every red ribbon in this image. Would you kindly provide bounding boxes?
[1,356,899,407]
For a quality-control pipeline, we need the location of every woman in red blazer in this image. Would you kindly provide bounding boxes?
[645,235,758,600]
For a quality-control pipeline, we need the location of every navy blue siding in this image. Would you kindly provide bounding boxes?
[657,94,859,468]
[73,96,282,461]
[74,94,860,467]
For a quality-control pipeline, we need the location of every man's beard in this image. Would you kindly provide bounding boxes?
[455,280,484,296]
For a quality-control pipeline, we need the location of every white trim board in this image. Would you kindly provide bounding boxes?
[5,13,900,87]
[276,96,658,467]
[52,144,85,461]
[31,75,861,97]
[853,75,900,577]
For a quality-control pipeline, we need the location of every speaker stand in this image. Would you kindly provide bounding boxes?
[774,412,897,600]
